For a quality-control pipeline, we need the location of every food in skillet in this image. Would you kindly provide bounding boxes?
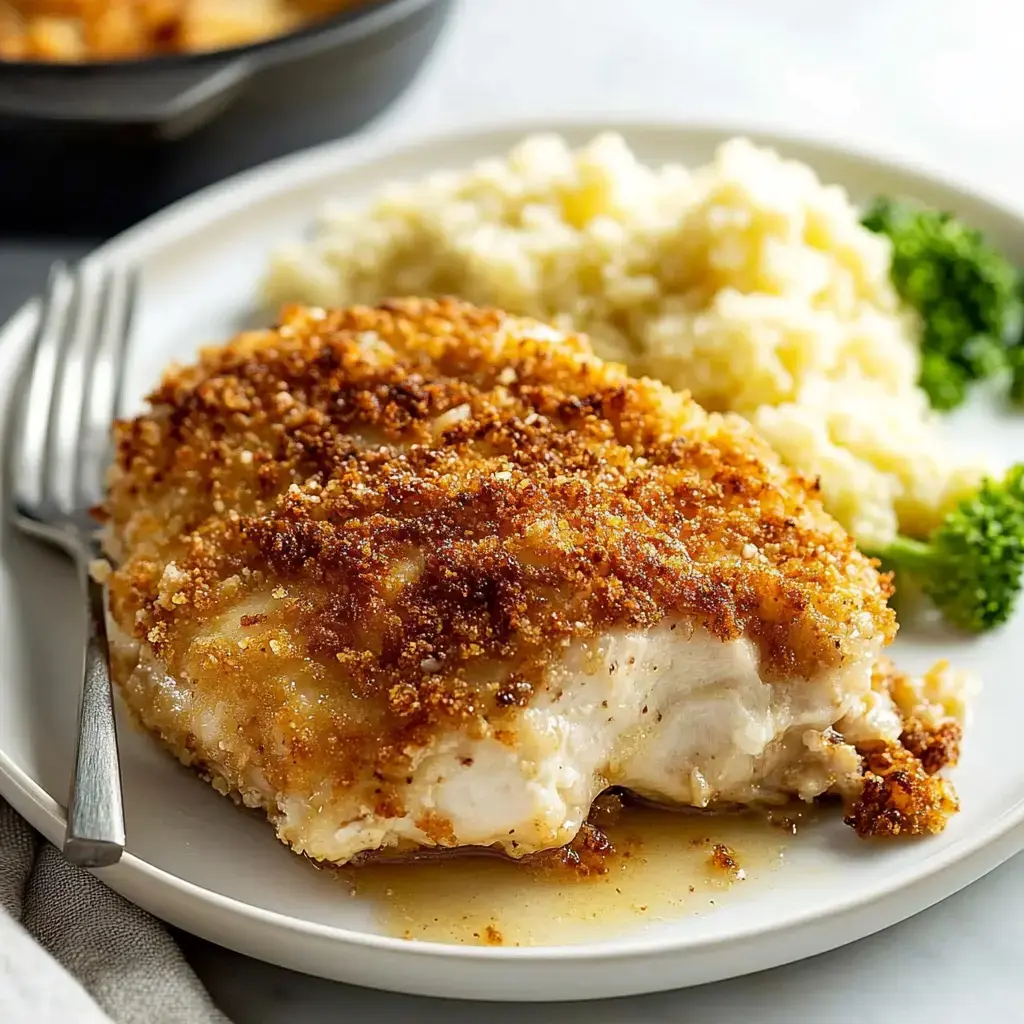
[0,0,370,61]
[100,299,966,865]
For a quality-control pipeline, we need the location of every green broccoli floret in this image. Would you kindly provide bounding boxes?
[918,349,969,412]
[1009,278,1024,406]
[866,464,1024,632]
[862,197,1021,410]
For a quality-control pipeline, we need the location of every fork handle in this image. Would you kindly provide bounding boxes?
[64,558,125,868]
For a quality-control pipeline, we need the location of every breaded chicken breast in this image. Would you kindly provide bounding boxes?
[102,299,960,864]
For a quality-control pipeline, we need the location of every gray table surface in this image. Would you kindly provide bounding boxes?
[5,0,1024,1019]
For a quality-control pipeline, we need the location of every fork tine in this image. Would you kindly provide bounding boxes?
[50,262,107,519]
[76,266,137,514]
[14,262,73,516]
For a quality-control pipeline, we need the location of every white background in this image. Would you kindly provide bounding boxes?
[181,1,1024,1019]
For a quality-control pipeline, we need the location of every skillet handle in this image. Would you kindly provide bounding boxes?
[0,60,251,139]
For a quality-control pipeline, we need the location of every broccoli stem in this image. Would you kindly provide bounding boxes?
[867,464,1024,632]
[871,535,934,576]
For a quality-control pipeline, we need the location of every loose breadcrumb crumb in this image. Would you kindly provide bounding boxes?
[845,741,959,838]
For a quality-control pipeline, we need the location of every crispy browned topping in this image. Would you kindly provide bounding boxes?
[845,656,963,837]
[586,790,628,829]
[899,718,962,776]
[530,822,616,878]
[845,741,959,838]
[414,811,459,848]
[104,299,895,796]
[708,842,742,875]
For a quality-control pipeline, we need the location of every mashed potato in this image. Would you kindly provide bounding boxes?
[265,134,987,547]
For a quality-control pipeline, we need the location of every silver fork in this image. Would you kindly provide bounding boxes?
[9,261,137,868]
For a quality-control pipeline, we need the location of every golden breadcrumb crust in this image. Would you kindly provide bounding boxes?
[845,658,962,838]
[103,299,895,800]
[845,742,959,838]
[899,718,962,777]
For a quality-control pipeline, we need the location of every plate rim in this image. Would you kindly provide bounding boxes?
[3,114,1024,981]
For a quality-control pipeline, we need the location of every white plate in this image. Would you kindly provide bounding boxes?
[2,120,1024,1003]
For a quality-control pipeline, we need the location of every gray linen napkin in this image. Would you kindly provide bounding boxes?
[0,797,229,1024]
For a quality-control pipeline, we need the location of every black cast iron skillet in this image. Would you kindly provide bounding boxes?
[0,0,452,236]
